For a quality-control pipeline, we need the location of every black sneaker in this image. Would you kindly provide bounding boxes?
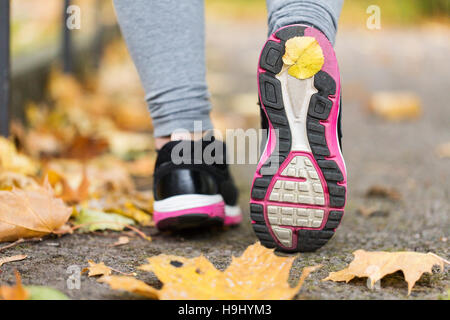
[153,138,242,230]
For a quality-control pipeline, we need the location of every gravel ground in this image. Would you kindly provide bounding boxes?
[1,20,449,300]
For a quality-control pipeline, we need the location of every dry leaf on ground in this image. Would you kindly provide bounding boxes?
[323,249,449,295]
[83,260,113,277]
[435,142,450,159]
[74,208,135,232]
[0,137,39,175]
[0,181,72,242]
[369,91,421,121]
[356,206,389,218]
[365,185,402,201]
[0,271,29,300]
[0,254,28,268]
[282,36,324,80]
[112,236,130,247]
[101,242,320,300]
[99,276,158,299]
[46,169,90,204]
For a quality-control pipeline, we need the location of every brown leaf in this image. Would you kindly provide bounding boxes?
[112,236,130,247]
[436,142,450,159]
[46,169,90,204]
[82,260,112,277]
[323,250,449,295]
[369,91,422,121]
[102,242,320,300]
[62,135,109,160]
[46,157,135,196]
[0,181,72,242]
[0,271,29,300]
[0,255,27,268]
[365,185,402,201]
[356,206,389,218]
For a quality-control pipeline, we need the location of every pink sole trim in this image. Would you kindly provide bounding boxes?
[154,201,225,225]
[224,214,243,226]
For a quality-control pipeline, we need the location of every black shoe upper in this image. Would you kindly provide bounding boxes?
[153,138,238,206]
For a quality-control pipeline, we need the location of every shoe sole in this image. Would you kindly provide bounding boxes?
[157,214,224,231]
[154,194,242,230]
[250,25,347,252]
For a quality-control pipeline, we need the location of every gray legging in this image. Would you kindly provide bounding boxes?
[113,0,344,137]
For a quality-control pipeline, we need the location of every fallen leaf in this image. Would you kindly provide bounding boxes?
[0,137,39,175]
[108,202,153,226]
[0,271,29,300]
[436,142,450,159]
[323,250,449,295]
[369,91,421,121]
[365,185,402,201]
[22,130,62,158]
[113,236,130,247]
[62,135,109,160]
[0,181,72,242]
[46,156,135,196]
[82,260,112,277]
[282,36,324,80]
[74,208,135,232]
[99,276,158,299]
[356,206,389,218]
[0,255,28,268]
[0,172,39,191]
[102,242,320,300]
[25,286,70,300]
[46,169,90,204]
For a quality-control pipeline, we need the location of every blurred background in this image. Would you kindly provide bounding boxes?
[1,0,449,299]
[6,0,449,186]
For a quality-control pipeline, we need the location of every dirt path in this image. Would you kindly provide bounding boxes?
[1,20,449,300]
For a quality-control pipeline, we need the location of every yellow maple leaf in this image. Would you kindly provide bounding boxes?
[82,260,113,277]
[0,181,72,242]
[282,36,324,80]
[101,242,321,300]
[323,250,449,295]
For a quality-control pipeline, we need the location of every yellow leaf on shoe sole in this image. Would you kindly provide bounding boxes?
[282,36,324,80]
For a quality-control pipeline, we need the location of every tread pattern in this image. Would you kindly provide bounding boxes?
[307,71,346,208]
[251,25,345,252]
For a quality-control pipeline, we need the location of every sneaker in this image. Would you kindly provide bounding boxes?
[153,138,242,230]
[250,25,347,252]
